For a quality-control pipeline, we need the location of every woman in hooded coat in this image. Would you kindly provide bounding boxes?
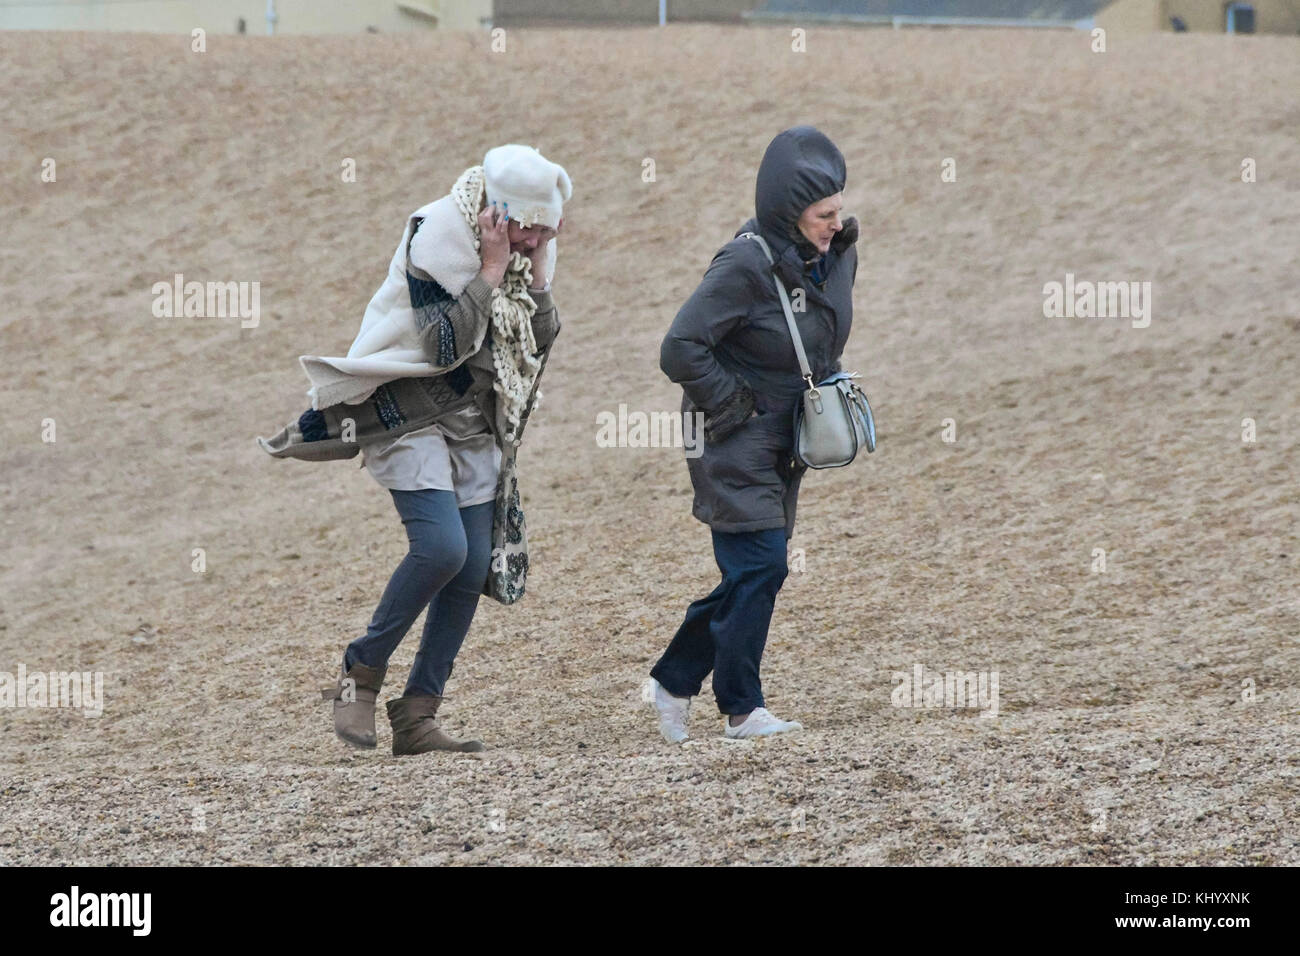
[649,126,859,742]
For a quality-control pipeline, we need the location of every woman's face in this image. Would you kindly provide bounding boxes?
[508,219,555,255]
[797,192,844,255]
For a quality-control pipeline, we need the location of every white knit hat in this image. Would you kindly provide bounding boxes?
[482,144,571,230]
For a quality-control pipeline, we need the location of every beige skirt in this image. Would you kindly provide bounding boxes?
[361,405,501,507]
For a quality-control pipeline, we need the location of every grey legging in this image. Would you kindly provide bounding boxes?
[344,489,494,697]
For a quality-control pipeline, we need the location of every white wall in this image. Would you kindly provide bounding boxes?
[0,0,494,34]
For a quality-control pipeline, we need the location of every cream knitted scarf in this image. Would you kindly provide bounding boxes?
[450,165,544,446]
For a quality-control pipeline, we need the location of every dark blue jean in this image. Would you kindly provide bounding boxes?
[650,527,789,715]
[345,489,494,698]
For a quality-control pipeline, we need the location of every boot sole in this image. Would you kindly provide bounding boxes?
[393,742,487,755]
[335,729,377,749]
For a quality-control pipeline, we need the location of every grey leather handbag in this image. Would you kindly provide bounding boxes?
[742,232,876,469]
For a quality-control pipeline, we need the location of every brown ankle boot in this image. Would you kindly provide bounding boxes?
[386,695,486,755]
[321,659,386,749]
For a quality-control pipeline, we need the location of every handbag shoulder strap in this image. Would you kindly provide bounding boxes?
[739,232,814,384]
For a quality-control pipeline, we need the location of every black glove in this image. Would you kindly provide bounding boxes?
[831,215,860,251]
[703,381,757,444]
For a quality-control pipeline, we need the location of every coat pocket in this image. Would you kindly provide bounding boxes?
[705,413,785,492]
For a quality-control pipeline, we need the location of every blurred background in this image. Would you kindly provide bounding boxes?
[1,0,1296,35]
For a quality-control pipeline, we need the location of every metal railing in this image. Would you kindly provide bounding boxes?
[742,9,1094,29]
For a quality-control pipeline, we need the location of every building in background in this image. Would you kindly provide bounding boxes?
[0,0,493,34]
[1096,0,1300,33]
[3,0,1294,33]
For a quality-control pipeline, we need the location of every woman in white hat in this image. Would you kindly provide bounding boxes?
[296,145,571,755]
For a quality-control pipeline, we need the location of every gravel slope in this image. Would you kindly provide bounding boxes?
[0,25,1297,865]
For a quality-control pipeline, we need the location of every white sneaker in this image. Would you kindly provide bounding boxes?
[651,679,691,744]
[723,707,803,739]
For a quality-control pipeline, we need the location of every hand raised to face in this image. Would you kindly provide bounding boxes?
[477,202,511,286]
